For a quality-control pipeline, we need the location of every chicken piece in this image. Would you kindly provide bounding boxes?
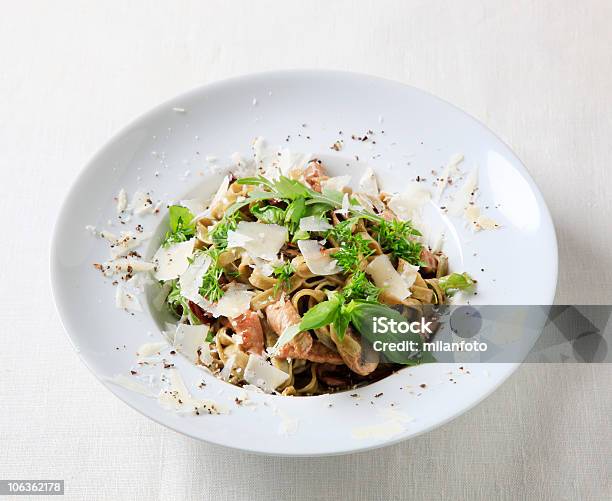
[265,299,314,359]
[304,341,343,364]
[265,298,301,333]
[303,160,327,192]
[230,310,264,355]
[331,326,379,376]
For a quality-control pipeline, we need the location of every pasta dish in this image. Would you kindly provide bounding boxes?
[151,157,475,395]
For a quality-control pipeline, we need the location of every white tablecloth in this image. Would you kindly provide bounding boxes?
[1,1,610,499]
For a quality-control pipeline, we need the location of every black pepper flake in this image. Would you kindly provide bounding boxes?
[130,370,137,375]
[419,383,427,389]
[374,392,383,398]
[349,393,359,398]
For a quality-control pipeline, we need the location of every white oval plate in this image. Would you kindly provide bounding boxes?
[51,70,557,456]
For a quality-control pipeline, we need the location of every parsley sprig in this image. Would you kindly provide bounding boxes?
[371,219,423,265]
[272,262,295,294]
[327,218,375,271]
[198,248,225,302]
[209,212,241,250]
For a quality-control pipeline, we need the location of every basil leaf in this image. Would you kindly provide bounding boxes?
[298,295,342,332]
[349,301,432,365]
[333,307,351,341]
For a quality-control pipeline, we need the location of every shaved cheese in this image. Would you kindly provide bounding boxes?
[366,254,410,301]
[107,258,155,274]
[388,183,431,221]
[158,368,223,415]
[435,153,464,201]
[359,167,379,195]
[322,175,351,192]
[398,261,420,288]
[464,206,500,232]
[253,137,310,180]
[131,191,156,215]
[219,355,235,381]
[99,230,118,242]
[448,167,478,216]
[178,252,212,304]
[299,216,332,232]
[116,188,128,214]
[174,324,210,363]
[335,192,351,216]
[152,239,195,281]
[297,240,341,275]
[198,343,213,365]
[244,354,290,393]
[206,175,230,217]
[136,341,167,358]
[115,285,142,312]
[212,284,254,318]
[107,374,155,397]
[110,232,151,258]
[226,222,287,260]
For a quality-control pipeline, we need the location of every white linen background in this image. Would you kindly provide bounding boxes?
[0,1,611,499]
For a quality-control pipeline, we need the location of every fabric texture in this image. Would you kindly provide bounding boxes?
[0,1,611,499]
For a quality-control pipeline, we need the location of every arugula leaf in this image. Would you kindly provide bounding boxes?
[284,197,306,233]
[225,191,279,217]
[166,280,199,324]
[163,205,196,246]
[250,204,285,225]
[438,272,476,295]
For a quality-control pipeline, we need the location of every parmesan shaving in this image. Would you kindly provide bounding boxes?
[299,216,333,232]
[388,184,431,221]
[297,240,341,275]
[359,167,379,195]
[244,354,290,393]
[116,188,128,214]
[365,254,410,301]
[152,238,195,281]
[115,285,142,312]
[226,221,287,261]
[174,324,210,363]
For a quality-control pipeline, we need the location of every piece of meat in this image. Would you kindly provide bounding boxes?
[331,326,379,376]
[265,299,301,334]
[420,248,439,277]
[265,299,314,359]
[303,160,327,192]
[276,331,314,359]
[188,301,213,325]
[304,341,343,364]
[230,310,264,355]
